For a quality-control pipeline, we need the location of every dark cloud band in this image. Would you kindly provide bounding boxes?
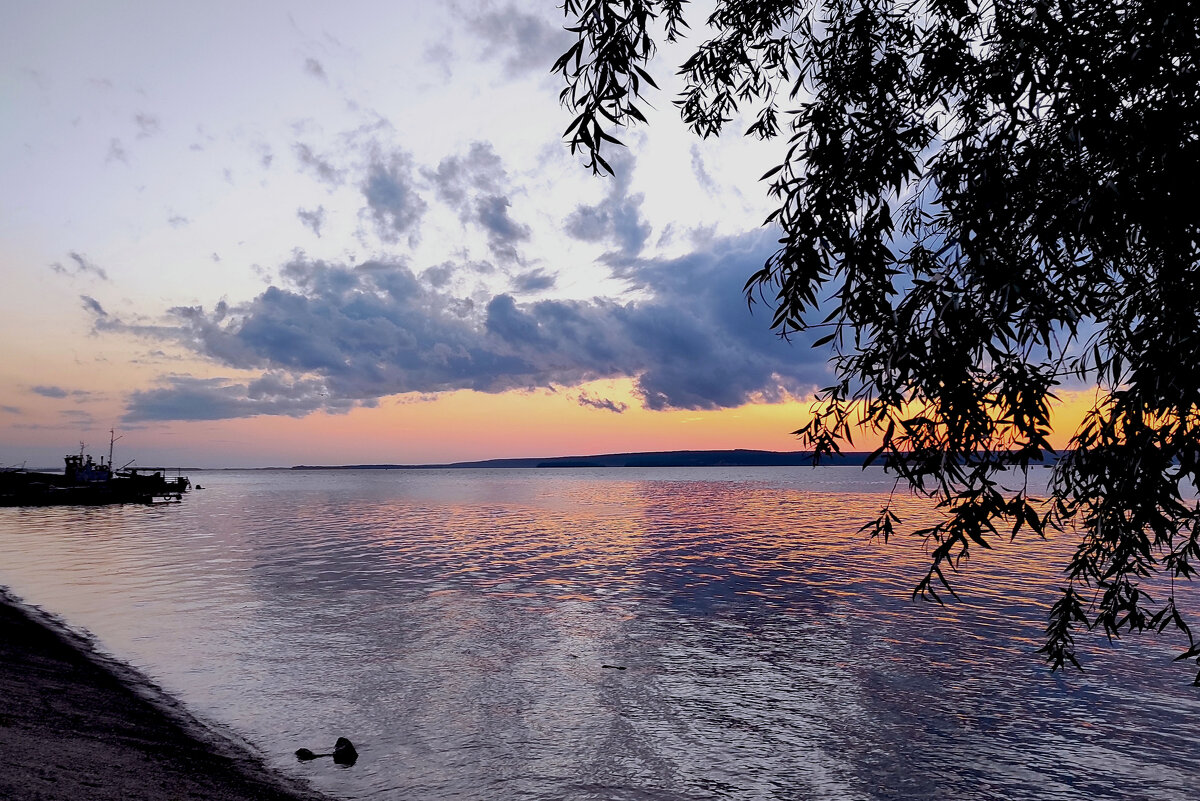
[103,231,830,422]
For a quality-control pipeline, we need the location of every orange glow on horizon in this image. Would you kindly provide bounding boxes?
[75,381,1108,469]
[138,379,825,467]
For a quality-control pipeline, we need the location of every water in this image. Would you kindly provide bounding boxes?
[0,467,1196,800]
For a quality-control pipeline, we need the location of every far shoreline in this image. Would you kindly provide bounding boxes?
[14,448,844,473]
[22,447,1066,473]
[287,448,871,471]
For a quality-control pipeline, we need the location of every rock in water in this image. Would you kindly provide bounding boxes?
[333,737,358,766]
[294,737,357,765]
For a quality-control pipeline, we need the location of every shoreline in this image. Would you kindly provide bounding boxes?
[0,586,332,801]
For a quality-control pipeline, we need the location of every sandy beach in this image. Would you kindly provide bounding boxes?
[0,588,331,801]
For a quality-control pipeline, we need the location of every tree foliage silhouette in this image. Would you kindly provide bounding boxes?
[556,0,1200,681]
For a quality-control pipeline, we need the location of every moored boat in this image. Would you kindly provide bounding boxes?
[0,437,189,507]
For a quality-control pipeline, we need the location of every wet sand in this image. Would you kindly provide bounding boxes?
[0,588,331,801]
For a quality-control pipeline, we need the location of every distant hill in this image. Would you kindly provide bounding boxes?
[291,449,876,470]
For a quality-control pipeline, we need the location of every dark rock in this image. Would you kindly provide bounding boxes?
[294,736,357,766]
[333,737,358,766]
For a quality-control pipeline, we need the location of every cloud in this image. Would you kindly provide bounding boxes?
[52,252,109,281]
[466,4,573,76]
[106,138,128,163]
[564,149,650,260]
[167,215,189,228]
[80,295,107,316]
[425,142,528,261]
[690,144,718,192]
[426,141,507,206]
[125,373,349,422]
[576,391,628,413]
[60,409,95,425]
[297,206,326,236]
[95,230,832,421]
[421,262,457,288]
[511,268,555,293]
[362,152,426,243]
[474,195,530,261]
[0,405,20,414]
[303,57,327,81]
[134,113,161,138]
[294,142,344,186]
[30,385,93,400]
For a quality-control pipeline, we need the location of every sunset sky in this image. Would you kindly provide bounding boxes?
[1,1,1088,469]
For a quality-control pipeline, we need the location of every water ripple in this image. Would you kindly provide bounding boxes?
[0,466,1196,801]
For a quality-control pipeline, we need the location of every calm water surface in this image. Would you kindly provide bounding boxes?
[0,467,1196,800]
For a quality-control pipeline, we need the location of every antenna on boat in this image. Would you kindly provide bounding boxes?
[108,429,122,468]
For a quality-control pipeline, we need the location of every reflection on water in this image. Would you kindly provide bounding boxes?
[0,467,1196,800]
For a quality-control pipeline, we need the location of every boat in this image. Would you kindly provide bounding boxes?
[0,434,189,507]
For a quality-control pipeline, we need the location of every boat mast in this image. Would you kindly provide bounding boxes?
[108,429,122,468]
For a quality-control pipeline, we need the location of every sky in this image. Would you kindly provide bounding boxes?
[1,1,1089,469]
